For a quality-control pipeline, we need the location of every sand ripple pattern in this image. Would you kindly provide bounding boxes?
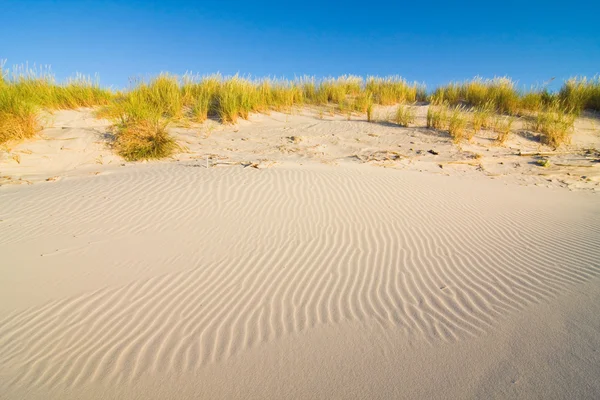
[1,164,599,388]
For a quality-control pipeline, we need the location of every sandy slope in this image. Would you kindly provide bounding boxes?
[1,107,599,190]
[1,162,599,399]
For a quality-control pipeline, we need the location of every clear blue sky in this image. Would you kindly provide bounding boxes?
[2,0,599,90]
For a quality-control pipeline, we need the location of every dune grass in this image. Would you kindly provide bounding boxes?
[394,105,416,127]
[559,77,600,113]
[426,104,448,130]
[366,76,425,105]
[114,119,177,161]
[471,103,494,134]
[430,77,521,115]
[430,76,600,117]
[98,75,183,160]
[0,63,112,145]
[427,77,594,148]
[3,65,598,157]
[493,116,515,145]
[0,89,39,144]
[527,108,576,148]
[447,107,468,143]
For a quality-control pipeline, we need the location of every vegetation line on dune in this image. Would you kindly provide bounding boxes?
[2,62,598,158]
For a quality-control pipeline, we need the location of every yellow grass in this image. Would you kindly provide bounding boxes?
[0,63,111,144]
[527,109,576,148]
[493,116,515,145]
[4,64,598,156]
[394,105,416,127]
[427,104,448,130]
[471,103,493,133]
[114,119,177,161]
[559,77,600,113]
[431,77,520,115]
[366,76,425,105]
[447,107,468,143]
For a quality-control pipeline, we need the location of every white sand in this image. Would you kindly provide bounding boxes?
[1,108,600,399]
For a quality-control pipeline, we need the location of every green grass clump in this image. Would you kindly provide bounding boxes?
[97,74,182,160]
[114,119,176,161]
[394,104,416,127]
[559,77,600,113]
[431,77,520,114]
[353,92,373,113]
[270,81,302,111]
[4,64,111,110]
[471,102,494,134]
[215,76,256,123]
[314,77,351,104]
[447,107,468,143]
[430,76,600,115]
[133,75,183,119]
[366,76,424,105]
[527,109,576,148]
[0,63,111,144]
[182,75,222,122]
[0,90,39,144]
[519,89,555,113]
[426,105,448,130]
[188,83,217,123]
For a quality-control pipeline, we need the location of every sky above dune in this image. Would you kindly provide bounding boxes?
[2,0,599,89]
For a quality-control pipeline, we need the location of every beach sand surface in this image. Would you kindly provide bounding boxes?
[1,108,600,399]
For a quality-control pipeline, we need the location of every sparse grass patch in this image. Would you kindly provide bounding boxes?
[426,104,448,130]
[493,115,515,145]
[471,102,494,134]
[394,104,416,127]
[447,107,468,143]
[353,92,373,113]
[366,103,374,122]
[528,109,575,148]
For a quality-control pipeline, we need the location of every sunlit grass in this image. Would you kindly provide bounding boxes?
[471,102,493,134]
[394,104,416,127]
[366,76,425,105]
[0,90,39,144]
[426,104,448,130]
[353,92,373,113]
[559,77,600,113]
[527,108,576,148]
[493,115,515,145]
[430,77,520,115]
[447,107,468,143]
[114,119,177,161]
[0,63,111,144]
[3,64,598,156]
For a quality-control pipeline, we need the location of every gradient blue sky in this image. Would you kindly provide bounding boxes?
[2,0,599,89]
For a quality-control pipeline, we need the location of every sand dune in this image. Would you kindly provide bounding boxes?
[2,107,599,190]
[1,162,600,399]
